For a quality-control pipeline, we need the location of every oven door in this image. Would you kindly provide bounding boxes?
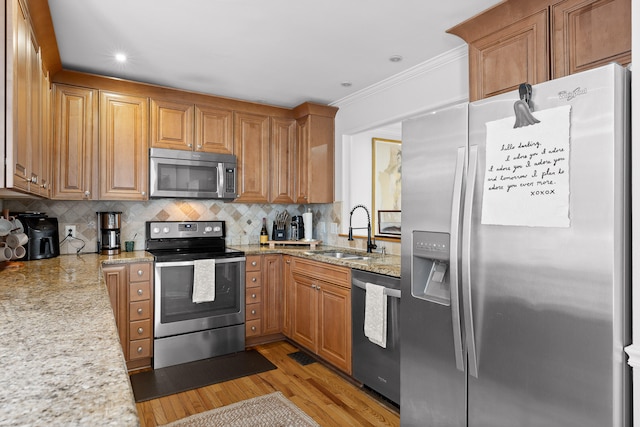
[154,257,245,338]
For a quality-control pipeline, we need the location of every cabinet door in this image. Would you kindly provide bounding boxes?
[262,254,283,335]
[102,264,128,357]
[296,114,335,203]
[468,10,549,101]
[150,98,194,151]
[291,273,317,351]
[295,117,310,203]
[99,91,149,200]
[10,0,31,192]
[27,32,42,195]
[233,112,270,203]
[317,280,352,374]
[38,72,51,198]
[270,117,296,203]
[282,256,293,337]
[51,84,98,200]
[195,104,233,154]
[552,0,631,77]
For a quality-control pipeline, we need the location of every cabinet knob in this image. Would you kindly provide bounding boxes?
[251,261,257,266]
[251,277,257,282]
[286,260,290,264]
[137,289,143,296]
[137,269,144,276]
[188,143,193,148]
[251,293,257,299]
[311,284,317,289]
[251,326,256,331]
[141,191,147,196]
[84,190,90,197]
[137,346,143,354]
[137,327,144,335]
[197,144,202,148]
[251,309,256,315]
[137,308,143,314]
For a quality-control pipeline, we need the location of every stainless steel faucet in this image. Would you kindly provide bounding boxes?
[348,204,377,253]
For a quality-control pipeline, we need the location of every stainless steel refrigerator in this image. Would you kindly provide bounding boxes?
[400,63,630,427]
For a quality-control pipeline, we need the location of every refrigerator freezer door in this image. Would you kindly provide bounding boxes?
[466,64,630,427]
[401,103,468,427]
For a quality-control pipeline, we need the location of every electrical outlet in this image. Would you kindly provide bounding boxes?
[64,225,76,238]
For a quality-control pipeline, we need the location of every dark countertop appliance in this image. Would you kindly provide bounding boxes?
[16,213,60,260]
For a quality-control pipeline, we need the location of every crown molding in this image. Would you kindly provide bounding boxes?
[330,45,468,108]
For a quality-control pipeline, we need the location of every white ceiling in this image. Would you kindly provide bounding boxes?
[47,0,500,109]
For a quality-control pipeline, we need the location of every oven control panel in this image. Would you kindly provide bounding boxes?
[147,221,225,239]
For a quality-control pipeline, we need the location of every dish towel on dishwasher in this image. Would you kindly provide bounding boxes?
[364,282,387,348]
[192,259,216,303]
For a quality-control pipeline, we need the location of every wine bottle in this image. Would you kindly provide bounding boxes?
[260,218,268,245]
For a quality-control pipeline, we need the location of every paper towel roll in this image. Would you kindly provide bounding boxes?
[303,212,313,241]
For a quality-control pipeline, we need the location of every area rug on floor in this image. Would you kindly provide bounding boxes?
[160,391,319,427]
[130,350,277,402]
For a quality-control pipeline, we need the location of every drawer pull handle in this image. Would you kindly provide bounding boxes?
[137,327,144,334]
[251,309,256,315]
[137,308,143,315]
[311,284,317,289]
[251,326,256,331]
[137,346,143,354]
[252,277,257,282]
[251,293,257,299]
[251,261,257,266]
[137,269,144,276]
[137,289,144,296]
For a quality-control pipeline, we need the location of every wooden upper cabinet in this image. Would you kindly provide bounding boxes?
[99,91,149,200]
[233,112,270,203]
[468,10,549,101]
[552,0,631,77]
[51,84,98,200]
[448,0,631,101]
[294,103,338,203]
[39,72,52,199]
[195,104,233,154]
[150,99,194,151]
[270,117,296,204]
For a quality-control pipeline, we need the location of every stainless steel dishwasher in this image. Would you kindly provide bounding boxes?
[351,269,401,405]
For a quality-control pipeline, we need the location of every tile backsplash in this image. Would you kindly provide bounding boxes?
[2,199,400,256]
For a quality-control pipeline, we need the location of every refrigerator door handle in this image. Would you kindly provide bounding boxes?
[449,146,466,372]
[462,145,479,378]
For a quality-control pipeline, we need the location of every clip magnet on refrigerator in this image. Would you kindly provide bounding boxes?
[513,83,540,128]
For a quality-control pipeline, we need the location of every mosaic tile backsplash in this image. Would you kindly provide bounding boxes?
[1,199,400,255]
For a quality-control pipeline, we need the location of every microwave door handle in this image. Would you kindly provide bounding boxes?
[217,163,225,198]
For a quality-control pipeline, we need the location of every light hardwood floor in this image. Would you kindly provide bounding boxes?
[135,341,400,426]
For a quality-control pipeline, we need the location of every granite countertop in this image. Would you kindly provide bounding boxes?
[230,244,401,278]
[0,251,152,427]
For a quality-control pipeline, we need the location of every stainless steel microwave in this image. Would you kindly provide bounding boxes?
[149,148,238,199]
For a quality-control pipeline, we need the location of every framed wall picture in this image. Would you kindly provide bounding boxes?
[372,137,401,238]
[378,210,401,236]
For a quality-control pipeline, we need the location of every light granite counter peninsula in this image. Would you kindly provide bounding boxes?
[0,252,152,427]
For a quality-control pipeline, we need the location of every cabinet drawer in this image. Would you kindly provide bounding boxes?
[246,271,261,288]
[130,300,151,321]
[246,255,261,271]
[246,288,262,304]
[129,339,152,360]
[129,263,151,282]
[129,319,152,339]
[246,303,261,321]
[246,319,261,337]
[129,281,151,302]
[291,257,351,288]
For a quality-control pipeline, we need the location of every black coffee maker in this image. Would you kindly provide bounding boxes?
[16,213,60,260]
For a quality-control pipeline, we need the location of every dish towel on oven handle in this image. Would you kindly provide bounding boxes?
[192,259,216,303]
[364,282,387,348]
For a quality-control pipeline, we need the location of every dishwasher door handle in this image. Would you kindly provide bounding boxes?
[352,278,401,299]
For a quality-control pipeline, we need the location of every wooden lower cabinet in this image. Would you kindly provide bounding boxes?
[102,261,153,371]
[290,257,352,374]
[245,254,285,345]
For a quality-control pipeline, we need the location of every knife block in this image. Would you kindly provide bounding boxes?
[272,226,286,241]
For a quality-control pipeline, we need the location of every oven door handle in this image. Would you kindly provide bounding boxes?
[155,257,246,268]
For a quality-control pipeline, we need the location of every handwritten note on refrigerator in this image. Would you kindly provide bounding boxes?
[481,105,571,227]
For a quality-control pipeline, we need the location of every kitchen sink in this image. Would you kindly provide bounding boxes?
[315,251,371,261]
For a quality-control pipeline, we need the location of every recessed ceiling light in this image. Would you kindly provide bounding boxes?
[341,81,352,87]
[389,55,403,62]
[115,52,127,63]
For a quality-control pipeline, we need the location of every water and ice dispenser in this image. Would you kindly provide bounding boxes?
[411,231,451,305]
